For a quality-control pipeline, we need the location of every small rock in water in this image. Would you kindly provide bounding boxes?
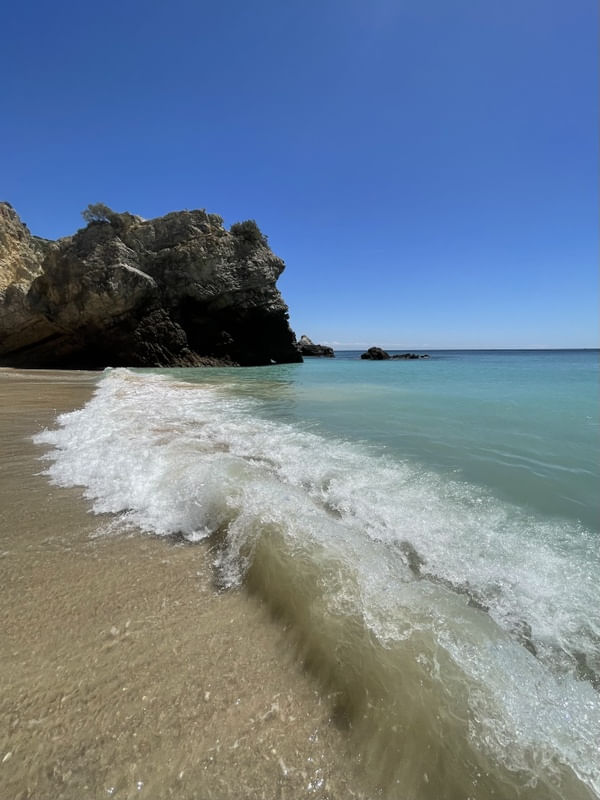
[297,334,335,358]
[360,346,430,360]
[360,346,390,360]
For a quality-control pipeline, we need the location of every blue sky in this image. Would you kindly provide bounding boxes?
[2,0,597,348]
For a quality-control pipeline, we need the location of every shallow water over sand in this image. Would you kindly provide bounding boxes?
[0,370,369,800]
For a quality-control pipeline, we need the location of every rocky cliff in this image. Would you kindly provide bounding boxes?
[0,203,302,368]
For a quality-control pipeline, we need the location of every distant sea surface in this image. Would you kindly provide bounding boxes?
[34,350,600,798]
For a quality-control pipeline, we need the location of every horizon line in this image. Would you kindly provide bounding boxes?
[327,346,599,351]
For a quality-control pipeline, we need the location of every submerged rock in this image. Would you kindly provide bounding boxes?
[297,334,334,357]
[0,203,302,369]
[391,352,430,360]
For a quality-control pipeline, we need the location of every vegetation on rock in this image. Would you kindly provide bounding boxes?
[230,219,268,247]
[81,202,117,225]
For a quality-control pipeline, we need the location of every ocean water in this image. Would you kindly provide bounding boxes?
[34,350,600,799]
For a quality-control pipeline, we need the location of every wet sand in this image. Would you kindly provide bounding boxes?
[0,370,368,800]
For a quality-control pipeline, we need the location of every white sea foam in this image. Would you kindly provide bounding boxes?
[34,368,600,797]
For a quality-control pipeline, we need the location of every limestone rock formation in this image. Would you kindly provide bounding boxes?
[297,334,334,357]
[0,203,302,368]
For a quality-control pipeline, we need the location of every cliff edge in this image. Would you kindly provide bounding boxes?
[0,203,302,368]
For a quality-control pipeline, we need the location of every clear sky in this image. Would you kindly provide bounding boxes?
[2,0,597,348]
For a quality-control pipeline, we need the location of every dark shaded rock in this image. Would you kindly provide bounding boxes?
[360,347,390,360]
[297,334,334,358]
[0,204,302,369]
[391,352,430,360]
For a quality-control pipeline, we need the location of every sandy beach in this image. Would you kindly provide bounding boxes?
[0,369,368,800]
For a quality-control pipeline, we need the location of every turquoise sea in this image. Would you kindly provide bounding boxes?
[36,349,600,799]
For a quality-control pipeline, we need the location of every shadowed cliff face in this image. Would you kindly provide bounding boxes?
[0,204,302,368]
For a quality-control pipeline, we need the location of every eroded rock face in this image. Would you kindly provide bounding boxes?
[297,334,334,358]
[0,204,302,368]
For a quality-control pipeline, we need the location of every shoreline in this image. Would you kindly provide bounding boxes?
[0,369,368,800]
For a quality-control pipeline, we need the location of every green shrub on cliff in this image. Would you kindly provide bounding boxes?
[230,219,268,247]
[81,203,116,225]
